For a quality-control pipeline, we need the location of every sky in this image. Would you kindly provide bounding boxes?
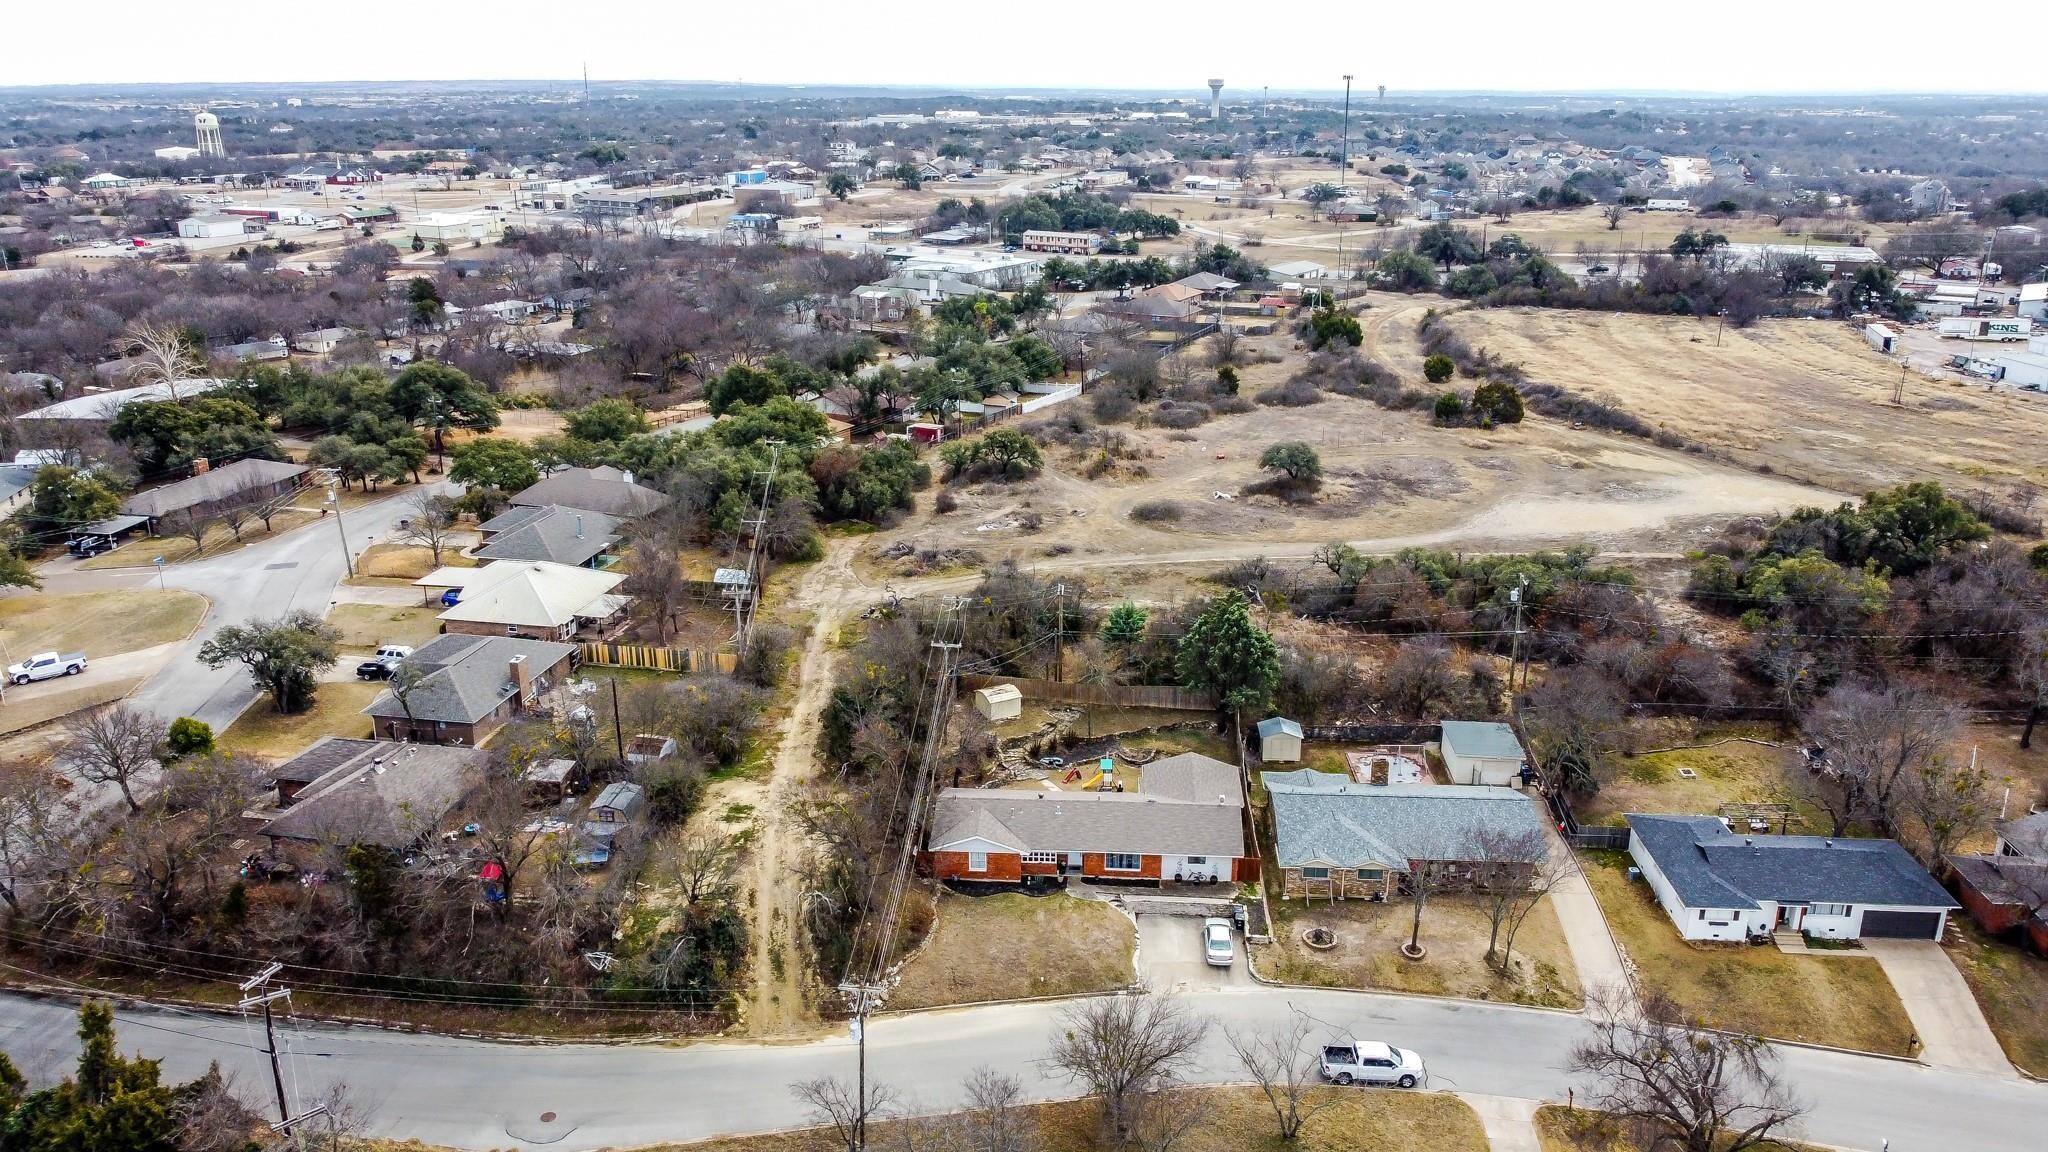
[9,0,2045,94]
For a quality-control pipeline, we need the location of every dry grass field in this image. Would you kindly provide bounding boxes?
[1263,892,1581,1009]
[1430,307,2048,494]
[888,891,1135,1010]
[0,588,206,658]
[218,679,382,762]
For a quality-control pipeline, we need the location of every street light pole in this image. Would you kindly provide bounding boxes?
[326,486,355,577]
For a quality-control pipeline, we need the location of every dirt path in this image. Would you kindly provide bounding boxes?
[736,541,867,1036]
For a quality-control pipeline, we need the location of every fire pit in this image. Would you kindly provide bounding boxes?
[1301,926,1337,951]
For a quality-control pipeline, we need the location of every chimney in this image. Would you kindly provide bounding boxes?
[191,456,211,475]
[621,470,634,486]
[1370,757,1390,786]
[509,653,532,699]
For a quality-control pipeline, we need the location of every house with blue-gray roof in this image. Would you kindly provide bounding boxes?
[1626,814,1956,943]
[1262,771,1550,900]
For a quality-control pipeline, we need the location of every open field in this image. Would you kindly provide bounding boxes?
[641,1085,1487,1152]
[1945,922,2048,1078]
[1429,306,2048,494]
[1582,851,1914,1055]
[1262,892,1581,1009]
[0,675,143,736]
[325,603,446,652]
[0,588,205,659]
[868,310,1835,577]
[356,542,476,580]
[888,890,1134,1010]
[217,679,381,762]
[1581,734,1816,830]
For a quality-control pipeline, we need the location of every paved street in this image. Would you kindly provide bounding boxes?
[0,987,2036,1152]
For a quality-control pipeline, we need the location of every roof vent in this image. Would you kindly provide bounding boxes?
[1823,839,1834,847]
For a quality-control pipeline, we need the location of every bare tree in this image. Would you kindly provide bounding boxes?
[1902,749,1990,871]
[1224,1008,1333,1141]
[1470,826,1561,971]
[400,489,460,565]
[0,765,68,916]
[670,832,745,905]
[791,1075,899,1152]
[1603,203,1627,231]
[954,1066,1035,1152]
[64,702,164,812]
[1045,991,1209,1147]
[624,534,685,643]
[1804,682,1964,837]
[215,491,263,543]
[124,319,203,401]
[1567,988,1806,1152]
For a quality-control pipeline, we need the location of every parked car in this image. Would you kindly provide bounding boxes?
[1202,917,1234,967]
[356,658,398,681]
[8,651,87,684]
[375,645,414,661]
[1588,263,1611,274]
[1320,1041,1426,1088]
[440,589,462,607]
[67,534,115,557]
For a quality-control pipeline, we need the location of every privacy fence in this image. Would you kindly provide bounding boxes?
[580,642,736,675]
[956,674,1217,712]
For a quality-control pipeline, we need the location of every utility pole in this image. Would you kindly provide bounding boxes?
[1507,576,1529,692]
[1052,583,1065,682]
[325,484,354,577]
[611,678,624,759]
[1340,75,1354,184]
[238,963,326,1136]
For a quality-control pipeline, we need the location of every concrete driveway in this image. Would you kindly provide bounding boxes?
[1135,913,1250,993]
[1861,938,2012,1075]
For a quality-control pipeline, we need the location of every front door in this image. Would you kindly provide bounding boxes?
[1064,852,1083,873]
[1777,904,1804,930]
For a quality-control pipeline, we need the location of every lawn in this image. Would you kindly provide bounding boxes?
[1261,892,1581,1009]
[1580,851,1915,1055]
[217,680,382,762]
[1581,734,1814,830]
[0,676,143,737]
[356,542,475,580]
[75,508,322,570]
[888,890,1135,1010]
[0,588,206,658]
[1535,1105,1812,1152]
[325,603,446,651]
[1945,921,2048,1077]
[645,1085,1486,1152]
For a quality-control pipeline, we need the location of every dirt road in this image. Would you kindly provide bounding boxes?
[735,540,868,1035]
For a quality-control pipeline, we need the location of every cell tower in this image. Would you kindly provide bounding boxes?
[1208,79,1224,120]
[194,110,225,158]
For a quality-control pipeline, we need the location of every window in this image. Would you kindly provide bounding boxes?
[1104,854,1143,872]
[1809,902,1852,918]
[1358,869,1385,881]
[1022,851,1057,865]
[1185,856,1207,866]
[966,852,988,873]
[1302,867,1331,880]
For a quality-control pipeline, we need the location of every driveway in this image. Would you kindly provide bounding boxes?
[1543,826,1631,1002]
[1135,912,1250,993]
[1861,938,2013,1075]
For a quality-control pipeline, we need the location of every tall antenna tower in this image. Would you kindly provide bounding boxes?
[583,62,589,98]
[194,109,225,159]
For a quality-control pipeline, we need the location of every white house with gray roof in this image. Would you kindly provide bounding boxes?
[1627,814,1957,942]
[1263,772,1550,900]
[1438,720,1528,786]
[924,753,1252,886]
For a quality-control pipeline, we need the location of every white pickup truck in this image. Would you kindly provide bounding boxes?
[1320,1040,1427,1088]
[7,651,87,684]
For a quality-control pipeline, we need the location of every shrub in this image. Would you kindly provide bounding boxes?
[1433,391,1467,423]
[1471,379,1524,424]
[163,717,214,762]
[934,490,958,514]
[1131,500,1183,523]
[1255,378,1322,407]
[1306,306,1363,350]
[1091,384,1137,422]
[1210,394,1254,416]
[1153,403,1210,430]
[1423,354,1456,384]
[1216,365,1240,394]
[1258,441,1322,482]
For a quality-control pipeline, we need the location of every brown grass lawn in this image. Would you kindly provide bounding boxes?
[647,1085,1486,1152]
[1581,735,1816,830]
[1262,892,1581,1009]
[325,603,446,651]
[1581,851,1914,1055]
[0,588,206,658]
[75,507,325,570]
[888,891,1134,1010]
[0,676,143,736]
[1945,921,2048,1077]
[355,542,475,580]
[218,679,382,763]
[1535,1105,1813,1152]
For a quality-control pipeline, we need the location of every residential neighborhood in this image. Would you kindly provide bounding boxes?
[0,33,2046,1152]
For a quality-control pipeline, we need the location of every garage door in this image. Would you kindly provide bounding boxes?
[1860,910,1942,939]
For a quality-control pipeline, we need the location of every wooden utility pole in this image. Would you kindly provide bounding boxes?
[1051,583,1065,682]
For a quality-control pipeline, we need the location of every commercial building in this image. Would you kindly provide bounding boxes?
[177,215,252,239]
[572,182,720,217]
[1020,230,1102,254]
[883,246,1045,291]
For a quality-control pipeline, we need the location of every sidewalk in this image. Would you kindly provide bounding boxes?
[1544,831,1632,1003]
[1861,938,2013,1076]
[1459,1093,1542,1152]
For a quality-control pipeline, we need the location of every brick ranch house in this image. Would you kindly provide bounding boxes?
[924,753,1256,886]
[1262,771,1551,900]
[1948,812,2048,955]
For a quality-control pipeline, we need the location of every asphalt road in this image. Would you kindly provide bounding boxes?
[124,484,447,732]
[0,988,2035,1151]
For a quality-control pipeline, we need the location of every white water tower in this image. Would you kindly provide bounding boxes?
[1207,79,1224,120]
[194,110,225,158]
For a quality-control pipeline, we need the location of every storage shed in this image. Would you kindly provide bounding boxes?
[1257,716,1303,763]
[1438,721,1527,786]
[972,683,1023,722]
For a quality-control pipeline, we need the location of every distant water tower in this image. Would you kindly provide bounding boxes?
[194,110,225,158]
[1208,79,1224,120]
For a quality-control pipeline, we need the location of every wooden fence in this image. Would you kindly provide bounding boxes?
[1300,722,1441,745]
[956,674,1216,712]
[580,642,736,675]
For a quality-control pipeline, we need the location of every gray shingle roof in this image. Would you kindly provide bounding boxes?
[261,741,485,849]
[123,458,307,519]
[475,506,619,567]
[363,633,576,725]
[1997,812,2048,858]
[510,466,667,519]
[1139,753,1243,805]
[1261,772,1550,870]
[1626,814,1957,912]
[1439,720,1525,761]
[930,758,1245,859]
